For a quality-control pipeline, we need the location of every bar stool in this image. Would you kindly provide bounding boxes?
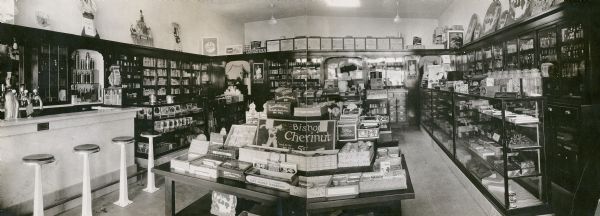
[140,131,160,193]
[23,154,55,216]
[112,136,134,207]
[73,144,100,216]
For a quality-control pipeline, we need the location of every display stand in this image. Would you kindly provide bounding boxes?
[153,155,413,216]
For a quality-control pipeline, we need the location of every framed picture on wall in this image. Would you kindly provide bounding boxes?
[343,37,355,50]
[202,37,218,56]
[390,37,404,50]
[253,63,264,83]
[447,30,464,49]
[308,37,321,50]
[225,45,243,55]
[294,37,308,50]
[355,38,366,50]
[365,38,377,50]
[321,37,332,50]
[332,38,344,50]
[266,40,280,52]
[280,39,293,51]
[377,38,390,50]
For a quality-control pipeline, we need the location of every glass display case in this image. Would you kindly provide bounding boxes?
[421,88,549,215]
[431,90,454,155]
[420,89,433,133]
[518,32,537,69]
[505,39,519,71]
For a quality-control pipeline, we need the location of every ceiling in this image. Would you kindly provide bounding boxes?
[199,0,454,23]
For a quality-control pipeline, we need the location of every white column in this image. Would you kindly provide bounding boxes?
[143,136,159,193]
[114,143,132,207]
[32,164,43,216]
[81,153,92,216]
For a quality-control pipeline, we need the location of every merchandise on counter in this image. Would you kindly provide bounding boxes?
[189,155,226,180]
[293,105,328,117]
[286,151,338,172]
[326,173,361,198]
[170,154,203,173]
[245,167,298,191]
[218,160,252,182]
[208,145,239,159]
[265,101,294,119]
[366,90,387,99]
[274,87,295,102]
[337,124,358,142]
[359,170,407,193]
[338,141,374,168]
[357,128,379,140]
[238,146,287,164]
[224,124,257,147]
[290,175,332,198]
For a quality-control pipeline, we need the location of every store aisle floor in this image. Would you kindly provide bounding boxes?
[57,128,500,216]
[395,128,499,216]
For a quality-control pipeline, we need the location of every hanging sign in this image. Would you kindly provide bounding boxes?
[254,119,336,151]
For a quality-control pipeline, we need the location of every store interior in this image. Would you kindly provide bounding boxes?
[0,0,599,215]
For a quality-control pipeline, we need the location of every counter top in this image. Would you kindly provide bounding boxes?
[0,102,103,112]
[0,107,140,137]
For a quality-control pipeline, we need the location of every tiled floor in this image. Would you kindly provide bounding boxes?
[57,128,499,216]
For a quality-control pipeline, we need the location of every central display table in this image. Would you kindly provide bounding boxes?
[153,156,414,216]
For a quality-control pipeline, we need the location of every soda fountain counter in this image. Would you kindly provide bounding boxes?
[0,107,139,214]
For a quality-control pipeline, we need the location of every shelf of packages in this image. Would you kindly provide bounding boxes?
[134,126,201,159]
[455,113,542,151]
[454,136,542,181]
[430,119,455,153]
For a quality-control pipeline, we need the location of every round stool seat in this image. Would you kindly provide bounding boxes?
[112,136,134,144]
[22,154,55,165]
[140,131,160,138]
[74,144,100,153]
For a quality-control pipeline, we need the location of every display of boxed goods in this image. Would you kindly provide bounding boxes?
[224,125,258,147]
[366,90,387,99]
[265,101,294,119]
[189,155,226,180]
[238,146,287,164]
[245,167,298,191]
[170,139,210,172]
[373,147,403,172]
[293,105,328,117]
[252,159,298,179]
[208,145,239,159]
[170,154,203,173]
[274,87,295,102]
[359,170,407,193]
[290,175,332,198]
[286,151,338,172]
[338,141,374,168]
[218,160,252,182]
[326,173,361,198]
[357,128,379,140]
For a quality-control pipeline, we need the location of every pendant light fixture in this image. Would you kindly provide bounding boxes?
[268,2,277,25]
[393,0,401,23]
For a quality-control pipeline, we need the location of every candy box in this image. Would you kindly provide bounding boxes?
[244,167,298,191]
[218,160,252,182]
[326,173,361,199]
[208,144,239,159]
[359,170,407,193]
[188,155,226,180]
